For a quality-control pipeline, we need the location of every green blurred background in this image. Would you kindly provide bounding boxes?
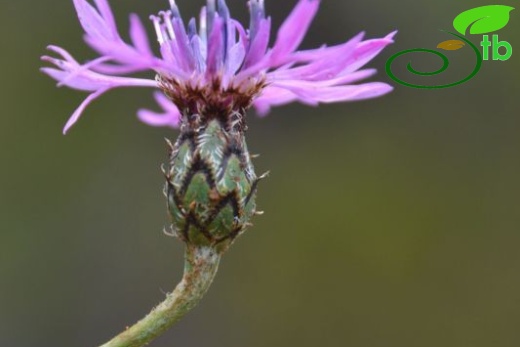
[1,0,519,346]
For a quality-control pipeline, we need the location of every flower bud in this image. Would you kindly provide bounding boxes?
[165,115,261,252]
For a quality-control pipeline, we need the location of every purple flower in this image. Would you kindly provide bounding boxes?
[41,0,395,134]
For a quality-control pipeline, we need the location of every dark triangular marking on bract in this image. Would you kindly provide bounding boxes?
[179,156,217,195]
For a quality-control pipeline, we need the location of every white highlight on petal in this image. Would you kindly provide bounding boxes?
[150,15,165,44]
[199,7,207,43]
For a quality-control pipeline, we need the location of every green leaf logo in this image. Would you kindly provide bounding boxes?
[453,5,515,35]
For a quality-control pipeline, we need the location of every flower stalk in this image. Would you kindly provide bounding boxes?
[100,245,221,347]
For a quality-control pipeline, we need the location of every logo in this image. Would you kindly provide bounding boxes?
[386,5,515,89]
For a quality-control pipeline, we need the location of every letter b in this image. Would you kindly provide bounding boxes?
[492,35,512,61]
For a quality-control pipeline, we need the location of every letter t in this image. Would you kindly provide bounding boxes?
[480,35,491,60]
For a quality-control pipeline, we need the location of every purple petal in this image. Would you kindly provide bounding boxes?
[226,42,246,76]
[231,19,248,47]
[83,35,180,77]
[129,14,153,56]
[90,62,155,75]
[270,0,321,65]
[254,82,392,116]
[311,83,394,103]
[42,47,158,90]
[72,1,174,77]
[137,92,181,128]
[272,80,393,103]
[270,68,378,90]
[73,0,115,41]
[41,67,99,91]
[248,0,265,41]
[63,87,111,134]
[93,0,117,34]
[243,17,271,69]
[46,45,79,63]
[267,32,364,81]
[171,15,195,71]
[342,32,396,73]
[206,16,224,75]
[253,86,300,116]
[190,35,207,72]
[217,0,234,62]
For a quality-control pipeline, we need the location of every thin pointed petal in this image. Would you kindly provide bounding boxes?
[243,17,271,68]
[129,14,153,55]
[63,87,111,134]
[73,0,115,41]
[93,0,117,33]
[270,0,321,64]
[206,16,224,75]
[137,92,181,128]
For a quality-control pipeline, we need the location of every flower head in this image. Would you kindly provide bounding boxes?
[42,0,395,134]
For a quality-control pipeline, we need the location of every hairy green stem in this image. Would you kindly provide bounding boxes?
[99,245,221,347]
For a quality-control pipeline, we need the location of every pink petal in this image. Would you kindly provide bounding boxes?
[273,80,393,103]
[243,17,271,68]
[226,42,245,76]
[93,0,117,35]
[253,86,300,116]
[267,32,364,81]
[270,0,321,65]
[129,14,153,56]
[342,33,396,73]
[63,87,111,134]
[137,92,181,128]
[41,67,100,91]
[206,17,224,75]
[73,0,115,41]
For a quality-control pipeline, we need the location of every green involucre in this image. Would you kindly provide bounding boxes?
[166,119,259,252]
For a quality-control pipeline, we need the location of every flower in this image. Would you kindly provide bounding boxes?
[41,0,395,134]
